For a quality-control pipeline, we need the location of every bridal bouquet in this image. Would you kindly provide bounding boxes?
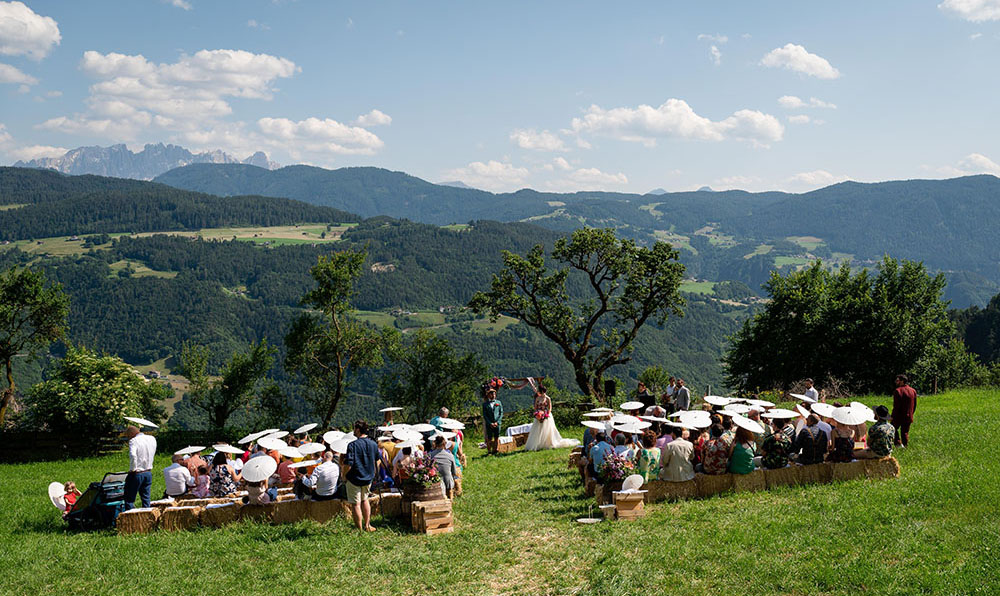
[599,451,635,482]
[403,455,441,487]
[533,410,550,421]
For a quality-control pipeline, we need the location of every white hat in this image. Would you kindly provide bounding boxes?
[619,401,644,411]
[581,421,606,430]
[731,413,765,434]
[411,423,436,433]
[293,423,318,434]
[124,416,158,428]
[322,430,345,444]
[703,395,733,407]
[174,445,205,456]
[833,406,869,426]
[760,408,798,419]
[297,443,325,456]
[213,444,244,455]
[379,406,403,413]
[257,437,287,451]
[811,402,836,418]
[288,459,319,469]
[789,392,817,404]
[241,456,278,483]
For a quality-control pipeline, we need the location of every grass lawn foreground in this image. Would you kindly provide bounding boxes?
[1,389,998,595]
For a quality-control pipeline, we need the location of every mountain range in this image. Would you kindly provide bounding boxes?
[14,143,279,180]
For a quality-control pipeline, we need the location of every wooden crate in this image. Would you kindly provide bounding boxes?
[612,491,646,520]
[411,499,454,534]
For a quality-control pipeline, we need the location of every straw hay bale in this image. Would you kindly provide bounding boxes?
[275,493,296,502]
[512,432,529,447]
[201,503,239,528]
[831,460,867,482]
[239,503,276,523]
[695,473,733,498]
[664,479,699,501]
[379,492,404,518]
[117,508,161,535]
[863,456,900,480]
[797,463,832,485]
[271,499,310,524]
[149,498,175,510]
[160,506,202,531]
[732,469,766,493]
[277,487,293,495]
[307,498,348,523]
[764,466,800,489]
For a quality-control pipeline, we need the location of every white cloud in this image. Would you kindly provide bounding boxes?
[346,17,354,29]
[788,170,848,188]
[0,1,60,60]
[9,143,67,160]
[709,45,722,65]
[958,152,1000,175]
[247,19,270,30]
[970,32,984,39]
[167,0,192,10]
[564,167,628,189]
[354,109,392,127]
[510,128,567,151]
[778,95,837,109]
[570,99,784,147]
[0,62,37,85]
[257,117,384,156]
[761,43,841,79]
[442,160,529,192]
[697,33,728,43]
[788,115,811,124]
[553,156,572,171]
[939,0,1000,22]
[711,175,763,190]
[45,89,61,97]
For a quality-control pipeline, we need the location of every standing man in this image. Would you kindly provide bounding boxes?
[804,378,821,403]
[891,374,917,447]
[674,379,691,412]
[343,420,379,532]
[124,425,156,509]
[482,387,503,455]
[636,382,655,409]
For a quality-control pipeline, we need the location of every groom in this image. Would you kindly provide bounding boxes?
[482,387,503,455]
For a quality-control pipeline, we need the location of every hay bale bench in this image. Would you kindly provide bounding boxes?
[117,508,161,534]
[160,506,203,531]
[379,492,404,517]
[497,436,517,454]
[411,499,453,535]
[201,503,239,528]
[597,457,900,506]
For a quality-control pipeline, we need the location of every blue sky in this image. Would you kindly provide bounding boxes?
[1,0,999,192]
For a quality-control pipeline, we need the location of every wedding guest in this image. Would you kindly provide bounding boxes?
[659,426,694,482]
[635,430,661,482]
[636,381,655,409]
[293,466,313,500]
[430,435,458,500]
[613,433,635,460]
[891,374,917,447]
[793,415,828,465]
[747,410,767,451]
[310,451,340,501]
[430,407,449,430]
[123,425,156,509]
[856,405,895,459]
[393,446,414,483]
[344,420,379,532]
[209,451,241,497]
[589,432,613,479]
[243,480,277,505]
[728,427,756,474]
[691,428,709,468]
[192,465,210,497]
[700,424,733,475]
[63,482,82,509]
[163,453,194,498]
[184,451,206,479]
[674,379,691,412]
[761,423,792,469]
[655,424,673,449]
[827,419,855,463]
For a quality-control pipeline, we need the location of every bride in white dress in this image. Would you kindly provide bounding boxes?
[519,378,579,451]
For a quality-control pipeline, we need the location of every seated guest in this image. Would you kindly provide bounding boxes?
[827,419,855,463]
[63,481,82,509]
[613,433,635,460]
[644,403,666,418]
[243,480,277,505]
[691,428,709,469]
[393,446,414,484]
[793,415,829,465]
[776,417,796,441]
[659,426,694,482]
[635,430,661,482]
[209,452,241,497]
[856,405,895,459]
[728,427,756,475]
[163,453,195,498]
[192,465,210,497]
[184,452,206,479]
[589,432,613,481]
[636,381,655,409]
[430,435,458,500]
[700,424,733,475]
[277,454,296,486]
[747,410,767,450]
[655,424,673,449]
[310,451,340,501]
[761,422,792,469]
[429,407,449,430]
[293,466,313,500]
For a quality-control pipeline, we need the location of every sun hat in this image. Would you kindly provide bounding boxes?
[241,456,278,483]
[874,405,890,420]
[293,423,318,434]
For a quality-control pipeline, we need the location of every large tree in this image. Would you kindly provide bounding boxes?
[285,249,395,426]
[469,227,686,400]
[179,339,278,431]
[379,329,487,421]
[724,257,954,394]
[0,266,69,426]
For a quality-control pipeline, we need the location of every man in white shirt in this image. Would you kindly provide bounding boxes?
[124,425,157,509]
[310,451,340,501]
[163,453,194,498]
[804,378,821,403]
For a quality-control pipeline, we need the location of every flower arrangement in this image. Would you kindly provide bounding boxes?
[402,454,441,487]
[599,451,636,482]
[533,410,550,421]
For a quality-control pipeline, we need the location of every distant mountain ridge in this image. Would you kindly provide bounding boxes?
[14,143,279,180]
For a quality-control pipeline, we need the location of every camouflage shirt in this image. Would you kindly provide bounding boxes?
[761,432,792,469]
[867,421,894,457]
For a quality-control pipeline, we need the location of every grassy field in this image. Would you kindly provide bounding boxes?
[353,310,519,335]
[680,280,715,295]
[1,389,998,595]
[108,259,178,279]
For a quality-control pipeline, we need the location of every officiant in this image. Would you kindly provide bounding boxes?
[482,387,503,455]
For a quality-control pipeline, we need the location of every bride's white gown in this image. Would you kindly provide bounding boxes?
[524,416,580,451]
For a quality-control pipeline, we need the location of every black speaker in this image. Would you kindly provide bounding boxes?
[604,379,616,398]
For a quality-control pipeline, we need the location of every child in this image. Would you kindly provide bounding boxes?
[63,481,82,510]
[192,465,210,498]
[242,480,277,505]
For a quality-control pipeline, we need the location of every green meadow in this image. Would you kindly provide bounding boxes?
[0,389,997,595]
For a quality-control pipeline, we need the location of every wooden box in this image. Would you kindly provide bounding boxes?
[411,499,453,534]
[612,491,646,520]
[160,506,203,531]
[117,507,161,535]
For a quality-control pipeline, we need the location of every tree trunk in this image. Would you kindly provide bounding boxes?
[574,366,599,402]
[0,359,14,427]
